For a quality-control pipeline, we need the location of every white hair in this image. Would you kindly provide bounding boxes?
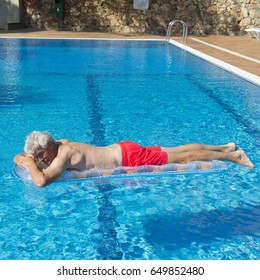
[24,131,55,154]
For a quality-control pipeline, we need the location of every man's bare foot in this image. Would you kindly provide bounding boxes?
[234,150,254,170]
[224,142,237,152]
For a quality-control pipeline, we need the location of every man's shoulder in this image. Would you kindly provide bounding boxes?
[57,139,70,144]
[57,142,74,158]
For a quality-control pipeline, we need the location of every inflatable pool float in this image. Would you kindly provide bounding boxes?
[14,160,228,182]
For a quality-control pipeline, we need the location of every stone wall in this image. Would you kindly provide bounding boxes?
[23,0,260,35]
[213,0,260,35]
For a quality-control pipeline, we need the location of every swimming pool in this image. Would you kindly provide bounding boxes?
[0,38,259,260]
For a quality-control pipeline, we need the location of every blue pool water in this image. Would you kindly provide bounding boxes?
[0,38,259,260]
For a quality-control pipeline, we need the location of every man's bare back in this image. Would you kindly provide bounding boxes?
[58,141,122,170]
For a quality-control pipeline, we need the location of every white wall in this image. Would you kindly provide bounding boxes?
[0,0,20,29]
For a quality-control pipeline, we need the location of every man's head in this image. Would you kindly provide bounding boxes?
[24,131,56,165]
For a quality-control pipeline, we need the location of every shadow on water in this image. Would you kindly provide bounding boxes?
[144,204,260,250]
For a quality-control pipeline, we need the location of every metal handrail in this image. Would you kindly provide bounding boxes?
[166,20,188,44]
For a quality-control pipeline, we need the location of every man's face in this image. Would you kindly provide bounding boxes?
[33,143,55,166]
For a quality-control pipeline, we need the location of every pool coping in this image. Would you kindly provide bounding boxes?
[169,39,260,87]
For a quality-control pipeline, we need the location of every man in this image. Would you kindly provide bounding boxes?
[14,130,254,187]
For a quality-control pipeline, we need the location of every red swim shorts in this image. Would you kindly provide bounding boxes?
[118,140,168,167]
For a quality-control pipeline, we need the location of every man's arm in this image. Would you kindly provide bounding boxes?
[14,153,68,187]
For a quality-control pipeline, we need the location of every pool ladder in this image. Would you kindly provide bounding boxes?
[166,20,188,44]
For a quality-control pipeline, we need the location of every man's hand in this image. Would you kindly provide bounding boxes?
[14,153,35,171]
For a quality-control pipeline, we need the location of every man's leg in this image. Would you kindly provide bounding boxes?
[166,149,254,169]
[161,143,236,153]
